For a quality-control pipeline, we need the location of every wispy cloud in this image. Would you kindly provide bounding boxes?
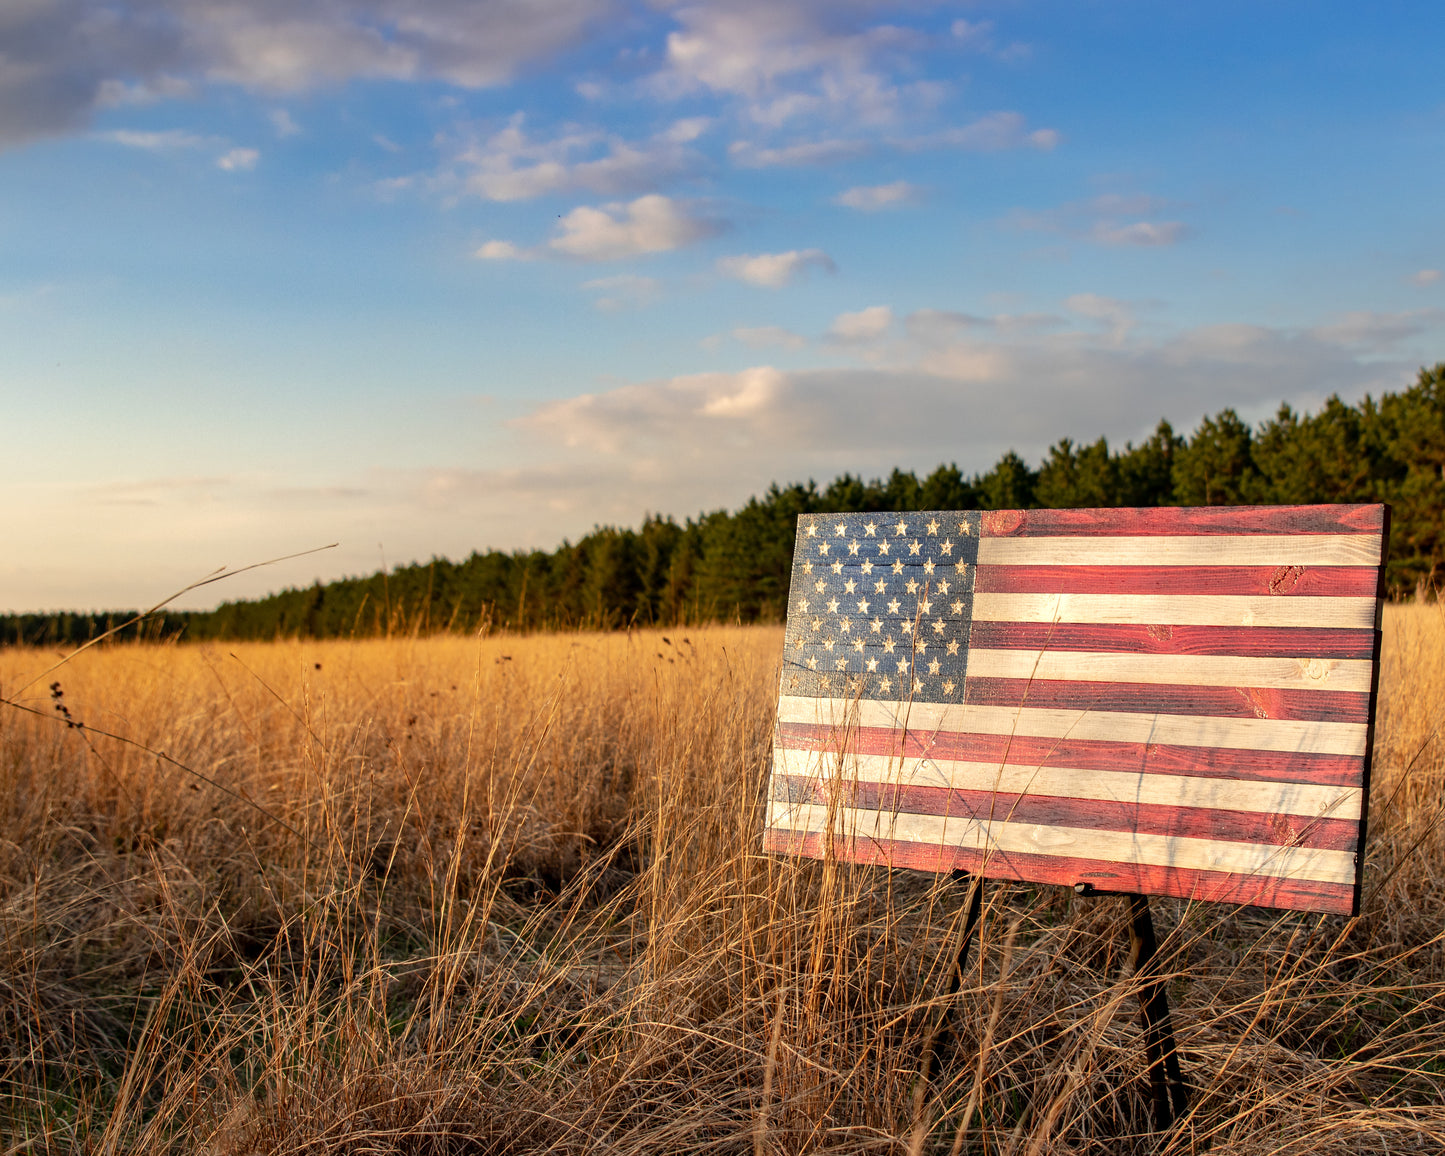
[1410,269,1441,287]
[827,305,893,342]
[834,180,920,210]
[1010,191,1188,248]
[551,195,723,260]
[216,146,259,171]
[582,273,661,311]
[717,248,836,288]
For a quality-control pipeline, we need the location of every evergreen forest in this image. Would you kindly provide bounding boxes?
[7,363,1443,647]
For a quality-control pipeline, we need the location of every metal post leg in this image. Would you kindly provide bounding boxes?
[1125,894,1188,1129]
[927,870,986,1082]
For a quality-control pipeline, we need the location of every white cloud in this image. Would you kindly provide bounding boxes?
[730,325,806,350]
[728,136,869,168]
[550,194,722,261]
[474,239,533,261]
[0,0,608,149]
[269,108,301,137]
[100,129,208,150]
[1011,191,1188,248]
[582,273,661,311]
[451,114,708,202]
[1091,220,1187,247]
[828,305,893,341]
[904,111,1059,152]
[1411,269,1442,287]
[654,0,923,126]
[717,248,835,288]
[216,146,259,171]
[834,180,919,210]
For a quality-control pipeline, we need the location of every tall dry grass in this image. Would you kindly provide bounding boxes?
[0,609,1442,1154]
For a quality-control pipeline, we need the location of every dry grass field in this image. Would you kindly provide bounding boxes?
[1,608,1443,1154]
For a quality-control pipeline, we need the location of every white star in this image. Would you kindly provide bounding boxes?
[918,597,931,614]
[803,562,814,574]
[942,679,956,695]
[835,657,848,670]
[892,559,905,574]
[926,519,940,535]
[807,656,818,669]
[937,579,950,595]
[946,640,960,655]
[959,521,972,535]
[955,560,969,574]
[815,579,826,593]
[866,657,879,672]
[878,540,890,555]
[880,675,893,693]
[915,638,927,653]
[856,598,870,614]
[860,559,875,575]
[928,658,941,675]
[853,638,865,652]
[793,637,805,650]
[827,598,840,614]
[887,598,901,614]
[823,638,835,652]
[864,521,877,537]
[805,523,818,537]
[940,539,953,555]
[913,677,926,693]
[905,578,919,595]
[831,560,844,574]
[844,578,857,594]
[848,539,860,555]
[908,539,922,556]
[870,617,882,633]
[895,521,908,536]
[798,598,809,613]
[883,636,897,653]
[923,559,936,575]
[951,600,964,615]
[901,620,913,635]
[874,579,886,593]
[811,617,823,632]
[835,522,848,536]
[932,620,945,635]
[896,658,909,674]
[818,541,829,555]
[839,619,851,634]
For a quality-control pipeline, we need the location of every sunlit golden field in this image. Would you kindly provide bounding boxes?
[2,608,1443,1154]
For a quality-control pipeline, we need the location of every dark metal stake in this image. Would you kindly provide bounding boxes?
[927,869,986,1081]
[1124,893,1188,1129]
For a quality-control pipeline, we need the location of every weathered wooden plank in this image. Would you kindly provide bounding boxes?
[967,622,1377,659]
[958,676,1370,722]
[769,773,1360,851]
[761,829,1359,914]
[963,649,1373,692]
[980,505,1386,537]
[974,564,1380,597]
[776,721,1365,788]
[975,536,1383,567]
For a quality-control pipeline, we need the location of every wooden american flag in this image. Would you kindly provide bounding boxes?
[765,505,1389,916]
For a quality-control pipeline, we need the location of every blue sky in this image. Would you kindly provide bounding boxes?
[1,0,1441,611]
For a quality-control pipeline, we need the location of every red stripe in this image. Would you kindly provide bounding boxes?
[761,829,1356,915]
[772,774,1359,851]
[775,721,1364,788]
[967,621,1377,659]
[961,677,1370,723]
[980,505,1384,538]
[975,564,1380,597]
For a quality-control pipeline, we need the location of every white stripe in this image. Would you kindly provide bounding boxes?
[775,695,1368,757]
[767,801,1358,885]
[976,534,1382,567]
[771,745,1362,820]
[971,592,1376,630]
[966,649,1372,692]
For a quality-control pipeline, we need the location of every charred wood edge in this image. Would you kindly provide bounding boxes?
[1076,881,1190,1130]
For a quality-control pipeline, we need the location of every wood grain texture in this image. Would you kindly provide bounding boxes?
[976,536,1384,568]
[770,773,1360,851]
[769,747,1362,820]
[974,564,1381,597]
[776,721,1365,788]
[958,676,1371,722]
[963,649,1373,692]
[980,505,1386,537]
[966,622,1377,659]
[761,829,1358,914]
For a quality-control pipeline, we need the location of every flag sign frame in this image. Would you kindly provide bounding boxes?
[765,505,1390,918]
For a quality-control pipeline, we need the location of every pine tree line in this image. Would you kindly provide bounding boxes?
[6,364,1442,647]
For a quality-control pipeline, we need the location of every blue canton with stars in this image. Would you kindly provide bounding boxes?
[782,511,982,702]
